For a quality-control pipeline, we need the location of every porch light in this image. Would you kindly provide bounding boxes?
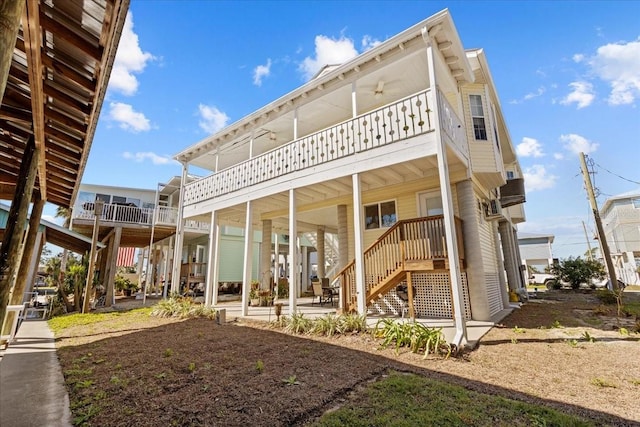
[269,132,276,141]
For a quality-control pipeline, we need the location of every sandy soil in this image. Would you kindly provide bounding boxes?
[55,291,640,426]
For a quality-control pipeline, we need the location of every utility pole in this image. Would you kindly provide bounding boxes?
[582,221,593,261]
[579,153,618,290]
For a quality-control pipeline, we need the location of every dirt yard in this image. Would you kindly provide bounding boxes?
[55,291,640,426]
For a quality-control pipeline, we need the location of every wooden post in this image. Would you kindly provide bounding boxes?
[406,271,415,319]
[10,195,44,305]
[579,152,618,290]
[0,1,24,102]
[0,136,38,330]
[82,201,103,313]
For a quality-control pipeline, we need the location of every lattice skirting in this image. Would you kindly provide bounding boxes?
[368,272,472,320]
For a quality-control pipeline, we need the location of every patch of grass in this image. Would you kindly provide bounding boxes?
[48,307,152,334]
[591,378,617,388]
[550,320,562,329]
[313,371,594,426]
[512,326,525,334]
[255,360,265,373]
[374,319,450,358]
[163,348,174,358]
[282,375,300,386]
[581,331,595,343]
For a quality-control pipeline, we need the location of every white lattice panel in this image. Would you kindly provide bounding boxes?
[368,272,471,320]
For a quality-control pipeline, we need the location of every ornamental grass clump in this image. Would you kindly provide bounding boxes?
[374,318,451,358]
[150,296,216,319]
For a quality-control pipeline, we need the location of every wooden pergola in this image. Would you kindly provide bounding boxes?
[0,0,130,324]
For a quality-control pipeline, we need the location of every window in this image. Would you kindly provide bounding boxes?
[96,193,110,203]
[112,195,126,204]
[365,201,397,229]
[469,95,487,140]
[506,171,515,180]
[633,198,640,209]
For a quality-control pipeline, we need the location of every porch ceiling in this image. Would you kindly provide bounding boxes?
[0,0,129,208]
[197,153,468,232]
[72,222,175,248]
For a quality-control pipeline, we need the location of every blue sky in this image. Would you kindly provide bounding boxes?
[43,1,639,259]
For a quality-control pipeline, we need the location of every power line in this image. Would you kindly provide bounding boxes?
[594,161,640,185]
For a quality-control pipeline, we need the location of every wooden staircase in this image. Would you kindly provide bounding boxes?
[333,215,465,313]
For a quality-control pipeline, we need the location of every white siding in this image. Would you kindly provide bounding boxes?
[477,214,502,316]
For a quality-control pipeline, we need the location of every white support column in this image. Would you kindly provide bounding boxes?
[337,205,349,270]
[351,81,358,118]
[249,130,254,159]
[171,163,188,294]
[427,39,467,347]
[163,236,173,298]
[317,226,325,278]
[261,219,273,290]
[241,201,254,316]
[301,245,308,293]
[499,221,519,293]
[352,173,366,314]
[492,221,510,309]
[293,108,298,140]
[288,189,298,314]
[205,210,220,307]
[274,233,280,280]
[512,228,526,292]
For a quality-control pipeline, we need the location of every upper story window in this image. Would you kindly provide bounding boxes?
[469,95,487,140]
[364,200,397,230]
[632,198,640,209]
[506,171,515,180]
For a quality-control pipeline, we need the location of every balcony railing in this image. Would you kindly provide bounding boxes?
[73,203,179,227]
[184,88,467,206]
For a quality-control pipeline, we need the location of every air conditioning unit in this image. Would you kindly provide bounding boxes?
[485,199,502,220]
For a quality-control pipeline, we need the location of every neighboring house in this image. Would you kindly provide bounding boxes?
[70,181,317,298]
[517,233,555,283]
[601,189,640,285]
[169,7,527,340]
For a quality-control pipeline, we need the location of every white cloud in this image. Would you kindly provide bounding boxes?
[510,87,546,104]
[109,102,151,132]
[299,35,359,80]
[523,165,557,192]
[560,81,595,109]
[589,38,640,105]
[553,152,564,160]
[198,104,229,134]
[253,59,272,86]
[361,35,382,51]
[109,12,155,96]
[560,133,599,155]
[516,137,545,158]
[122,152,174,165]
[572,53,585,63]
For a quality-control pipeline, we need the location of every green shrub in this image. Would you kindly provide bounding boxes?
[312,314,341,337]
[374,319,450,358]
[281,312,313,334]
[338,313,368,334]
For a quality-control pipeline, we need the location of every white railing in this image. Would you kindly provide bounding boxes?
[73,203,179,227]
[437,90,469,160]
[184,88,459,206]
[184,220,210,232]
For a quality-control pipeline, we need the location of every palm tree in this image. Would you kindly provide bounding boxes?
[55,206,71,283]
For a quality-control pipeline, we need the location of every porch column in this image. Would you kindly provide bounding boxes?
[274,233,280,280]
[105,227,122,307]
[498,220,519,294]
[0,136,37,327]
[11,196,44,306]
[241,202,254,316]
[301,246,308,293]
[512,229,526,291]
[171,163,188,294]
[492,222,510,309]
[261,219,273,291]
[316,226,326,278]
[288,189,299,315]
[351,81,358,117]
[427,38,467,346]
[163,236,174,298]
[352,174,366,314]
[206,210,221,306]
[455,180,490,321]
[337,205,349,270]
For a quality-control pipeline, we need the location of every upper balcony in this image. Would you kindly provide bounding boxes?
[184,88,468,207]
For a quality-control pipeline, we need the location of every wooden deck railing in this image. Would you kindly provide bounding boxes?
[335,215,464,312]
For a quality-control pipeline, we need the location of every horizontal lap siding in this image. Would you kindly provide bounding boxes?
[478,218,502,316]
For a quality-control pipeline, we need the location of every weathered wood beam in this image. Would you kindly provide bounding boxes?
[23,0,48,200]
[0,103,32,125]
[41,52,97,93]
[0,1,25,102]
[10,194,45,305]
[39,11,104,61]
[0,136,38,332]
[43,81,92,116]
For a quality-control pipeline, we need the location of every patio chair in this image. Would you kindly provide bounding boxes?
[312,281,324,305]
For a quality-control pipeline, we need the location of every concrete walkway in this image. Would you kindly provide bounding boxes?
[0,320,71,427]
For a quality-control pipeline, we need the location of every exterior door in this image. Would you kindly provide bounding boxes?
[418,191,443,217]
